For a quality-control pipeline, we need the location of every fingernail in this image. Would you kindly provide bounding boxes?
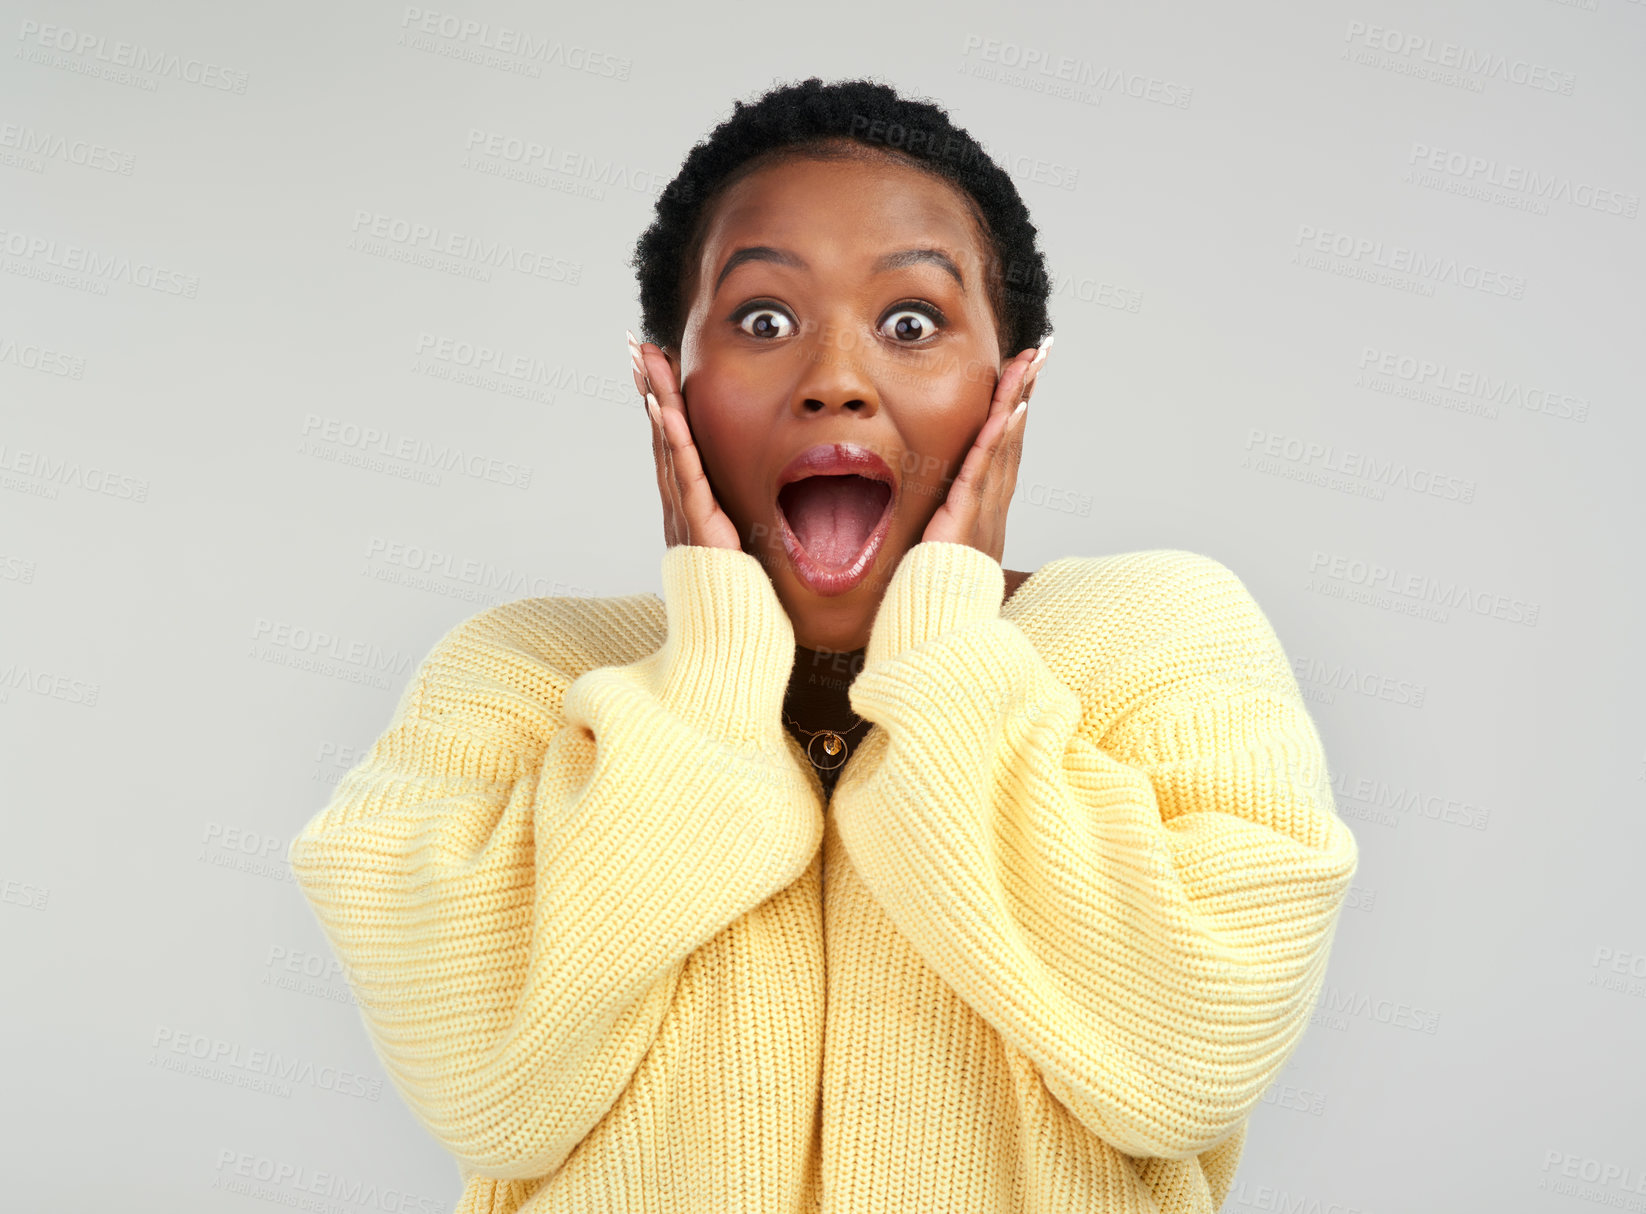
[646,392,661,424]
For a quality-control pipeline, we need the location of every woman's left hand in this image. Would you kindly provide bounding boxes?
[920,337,1052,563]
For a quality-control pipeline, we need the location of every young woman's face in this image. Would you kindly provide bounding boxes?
[665,148,1010,654]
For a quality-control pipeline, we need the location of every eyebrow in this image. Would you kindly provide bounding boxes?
[713,245,964,294]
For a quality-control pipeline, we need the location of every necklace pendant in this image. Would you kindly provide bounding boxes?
[804,729,849,772]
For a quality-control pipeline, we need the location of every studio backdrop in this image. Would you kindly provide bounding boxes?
[2,0,1642,1210]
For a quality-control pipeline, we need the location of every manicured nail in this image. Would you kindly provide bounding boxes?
[628,336,652,393]
[646,392,661,425]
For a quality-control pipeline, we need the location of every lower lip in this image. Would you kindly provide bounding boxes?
[775,485,896,597]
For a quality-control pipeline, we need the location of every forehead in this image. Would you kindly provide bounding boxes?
[696,153,985,278]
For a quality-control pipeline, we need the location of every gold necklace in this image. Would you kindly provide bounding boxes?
[781,707,866,772]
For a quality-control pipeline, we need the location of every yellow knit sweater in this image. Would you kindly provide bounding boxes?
[289,540,1358,1214]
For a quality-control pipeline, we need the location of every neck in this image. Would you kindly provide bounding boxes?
[783,567,1030,725]
[784,642,872,799]
[785,641,866,727]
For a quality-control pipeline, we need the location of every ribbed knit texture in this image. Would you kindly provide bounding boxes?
[289,540,1358,1214]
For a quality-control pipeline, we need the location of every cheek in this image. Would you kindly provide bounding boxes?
[897,372,991,494]
[682,367,766,509]
[683,378,734,450]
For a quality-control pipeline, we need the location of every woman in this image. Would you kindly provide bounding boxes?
[290,77,1358,1214]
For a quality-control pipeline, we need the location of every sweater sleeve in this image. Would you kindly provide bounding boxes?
[833,541,1359,1161]
[287,544,821,1182]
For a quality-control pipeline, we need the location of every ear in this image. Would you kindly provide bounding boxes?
[662,346,683,394]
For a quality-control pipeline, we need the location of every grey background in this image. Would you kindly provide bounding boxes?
[2,0,1643,1209]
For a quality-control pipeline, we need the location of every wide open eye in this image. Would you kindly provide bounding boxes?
[879,302,945,344]
[734,303,795,340]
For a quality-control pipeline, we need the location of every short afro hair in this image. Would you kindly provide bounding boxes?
[629,75,1054,360]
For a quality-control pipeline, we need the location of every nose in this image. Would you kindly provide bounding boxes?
[790,322,880,419]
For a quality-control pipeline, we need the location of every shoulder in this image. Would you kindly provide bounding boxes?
[399,591,666,739]
[433,590,665,669]
[1018,548,1264,631]
[1014,549,1294,706]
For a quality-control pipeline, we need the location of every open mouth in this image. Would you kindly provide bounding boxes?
[777,474,893,569]
[773,472,897,601]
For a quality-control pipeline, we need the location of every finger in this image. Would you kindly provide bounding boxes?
[638,341,684,414]
[948,397,1018,512]
[647,392,663,466]
[983,374,1034,502]
[641,344,698,525]
[647,395,679,543]
[987,349,1037,423]
[626,329,651,399]
[657,395,690,535]
[985,363,1031,454]
[651,394,682,506]
[1002,338,1046,492]
[653,390,722,542]
[976,351,1027,443]
[943,349,1039,546]
[999,399,1028,502]
[1020,335,1052,402]
[976,404,1022,507]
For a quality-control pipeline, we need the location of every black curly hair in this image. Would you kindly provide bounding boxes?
[629,75,1054,361]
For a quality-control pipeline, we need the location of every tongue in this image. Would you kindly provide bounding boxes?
[779,475,891,568]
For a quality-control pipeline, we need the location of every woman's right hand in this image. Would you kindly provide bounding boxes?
[628,330,742,552]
